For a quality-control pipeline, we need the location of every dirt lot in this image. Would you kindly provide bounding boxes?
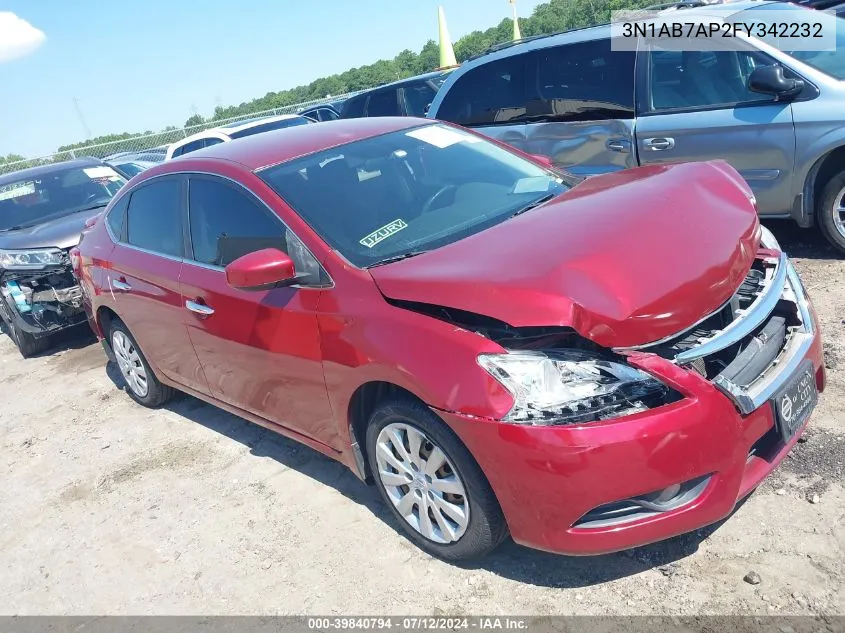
[0,221,843,616]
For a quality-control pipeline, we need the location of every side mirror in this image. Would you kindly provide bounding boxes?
[225,248,297,291]
[748,65,804,100]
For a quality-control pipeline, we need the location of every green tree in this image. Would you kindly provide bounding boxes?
[184,114,205,128]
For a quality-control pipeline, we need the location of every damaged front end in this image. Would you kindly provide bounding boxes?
[0,248,87,339]
[386,299,683,425]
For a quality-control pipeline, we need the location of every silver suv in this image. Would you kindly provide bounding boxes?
[427,0,845,253]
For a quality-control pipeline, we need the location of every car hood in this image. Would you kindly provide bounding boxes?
[369,160,760,349]
[0,207,103,251]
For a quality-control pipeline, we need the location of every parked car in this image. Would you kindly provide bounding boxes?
[427,0,845,254]
[340,71,453,119]
[75,118,823,561]
[107,158,159,180]
[299,104,341,122]
[0,158,127,356]
[164,114,312,160]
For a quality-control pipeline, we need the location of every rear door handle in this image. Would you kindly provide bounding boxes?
[643,137,675,151]
[606,139,631,153]
[185,300,214,317]
[111,278,131,291]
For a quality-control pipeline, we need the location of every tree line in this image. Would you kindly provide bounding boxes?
[4,0,650,170]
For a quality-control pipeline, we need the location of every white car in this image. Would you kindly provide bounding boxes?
[165,114,312,160]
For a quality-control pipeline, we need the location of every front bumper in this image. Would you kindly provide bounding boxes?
[438,262,825,556]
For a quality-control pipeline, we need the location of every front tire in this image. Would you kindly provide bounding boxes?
[0,309,49,358]
[817,171,845,255]
[109,319,176,408]
[366,395,507,561]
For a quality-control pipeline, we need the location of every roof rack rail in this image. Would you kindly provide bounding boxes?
[641,0,726,10]
[468,23,608,62]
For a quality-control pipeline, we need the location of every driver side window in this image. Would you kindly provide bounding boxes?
[187,176,326,286]
[648,49,780,112]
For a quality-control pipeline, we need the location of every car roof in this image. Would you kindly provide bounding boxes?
[0,157,106,185]
[428,0,783,115]
[212,113,305,133]
[348,70,453,98]
[170,114,308,151]
[158,117,429,172]
[456,0,779,63]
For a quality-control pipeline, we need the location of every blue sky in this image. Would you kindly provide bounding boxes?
[0,0,546,158]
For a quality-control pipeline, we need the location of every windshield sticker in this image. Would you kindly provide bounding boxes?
[406,125,481,149]
[512,177,552,195]
[83,166,121,180]
[359,219,408,249]
[0,181,36,202]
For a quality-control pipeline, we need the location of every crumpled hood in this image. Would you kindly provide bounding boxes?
[369,160,760,349]
[0,207,99,251]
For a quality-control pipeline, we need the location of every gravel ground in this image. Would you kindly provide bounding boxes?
[0,221,843,616]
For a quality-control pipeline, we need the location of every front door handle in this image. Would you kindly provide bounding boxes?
[185,300,214,317]
[111,278,131,291]
[643,137,675,151]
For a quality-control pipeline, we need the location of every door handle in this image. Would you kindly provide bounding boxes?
[111,278,131,291]
[185,300,214,317]
[643,137,675,151]
[606,139,631,153]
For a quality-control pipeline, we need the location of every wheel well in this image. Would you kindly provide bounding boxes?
[96,306,119,342]
[810,146,845,218]
[347,381,426,483]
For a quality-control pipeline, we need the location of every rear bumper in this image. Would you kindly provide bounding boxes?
[438,314,825,556]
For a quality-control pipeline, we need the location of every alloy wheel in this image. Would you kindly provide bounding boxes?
[375,422,469,544]
[112,330,149,398]
[834,185,845,240]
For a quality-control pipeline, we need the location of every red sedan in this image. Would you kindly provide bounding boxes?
[74,117,825,561]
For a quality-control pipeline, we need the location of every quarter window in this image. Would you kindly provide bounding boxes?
[126,179,183,257]
[106,195,129,240]
[436,55,528,126]
[341,95,366,118]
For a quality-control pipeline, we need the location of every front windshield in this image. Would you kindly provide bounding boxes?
[737,5,845,80]
[259,124,571,267]
[0,165,126,231]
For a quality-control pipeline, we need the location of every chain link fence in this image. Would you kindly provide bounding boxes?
[0,91,362,176]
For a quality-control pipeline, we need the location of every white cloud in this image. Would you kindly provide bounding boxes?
[0,12,46,63]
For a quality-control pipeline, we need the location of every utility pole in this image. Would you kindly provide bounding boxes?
[72,97,92,139]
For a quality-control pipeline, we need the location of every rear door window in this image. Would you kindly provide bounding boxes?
[436,55,529,126]
[403,83,438,116]
[365,90,401,117]
[125,178,184,258]
[529,38,635,120]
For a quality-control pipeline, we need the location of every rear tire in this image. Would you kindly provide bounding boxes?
[817,171,845,255]
[109,318,176,408]
[365,395,507,561]
[0,309,49,358]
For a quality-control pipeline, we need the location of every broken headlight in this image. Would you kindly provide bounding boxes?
[0,248,64,270]
[477,350,670,425]
[759,224,781,251]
